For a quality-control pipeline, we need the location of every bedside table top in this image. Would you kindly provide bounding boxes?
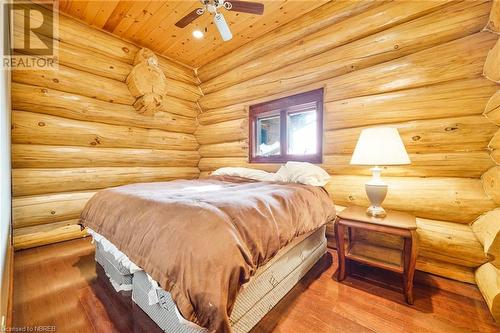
[337,206,417,230]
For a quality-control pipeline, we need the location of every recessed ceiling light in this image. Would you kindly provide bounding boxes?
[192,29,204,39]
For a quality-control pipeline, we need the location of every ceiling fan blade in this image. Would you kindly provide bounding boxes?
[214,13,233,41]
[227,1,264,15]
[175,8,203,28]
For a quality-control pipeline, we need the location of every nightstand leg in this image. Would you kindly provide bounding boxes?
[335,222,347,281]
[403,230,418,304]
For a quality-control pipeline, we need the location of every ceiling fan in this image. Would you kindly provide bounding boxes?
[175,0,265,41]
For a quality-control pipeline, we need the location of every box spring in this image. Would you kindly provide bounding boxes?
[132,225,327,333]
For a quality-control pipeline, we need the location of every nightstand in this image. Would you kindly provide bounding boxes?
[334,206,418,304]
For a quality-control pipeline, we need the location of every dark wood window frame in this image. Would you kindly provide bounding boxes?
[249,88,324,164]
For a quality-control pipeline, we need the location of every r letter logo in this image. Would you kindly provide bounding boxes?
[3,1,59,70]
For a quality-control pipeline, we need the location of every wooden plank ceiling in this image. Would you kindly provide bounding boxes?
[58,0,330,68]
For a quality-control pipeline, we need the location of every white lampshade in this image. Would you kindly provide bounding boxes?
[350,127,410,166]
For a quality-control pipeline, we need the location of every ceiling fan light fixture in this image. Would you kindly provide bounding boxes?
[192,29,204,39]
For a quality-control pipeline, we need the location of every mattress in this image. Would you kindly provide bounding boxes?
[132,225,327,333]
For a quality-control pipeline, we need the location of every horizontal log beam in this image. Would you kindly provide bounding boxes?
[417,257,475,284]
[57,41,132,81]
[325,78,497,130]
[160,95,199,118]
[11,111,199,151]
[13,220,87,250]
[197,0,385,82]
[198,78,497,130]
[164,78,202,103]
[322,152,494,178]
[324,115,497,155]
[30,41,133,82]
[325,175,496,223]
[14,40,132,82]
[200,32,496,110]
[13,191,95,229]
[198,105,247,126]
[157,56,198,85]
[12,64,135,105]
[11,83,197,133]
[12,167,200,196]
[11,71,197,111]
[15,42,199,98]
[417,219,488,268]
[199,141,248,158]
[197,152,493,178]
[322,32,496,104]
[12,144,200,168]
[200,1,487,98]
[195,118,248,145]
[198,158,278,173]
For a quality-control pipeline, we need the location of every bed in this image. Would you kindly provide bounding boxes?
[81,167,335,333]
[92,225,326,333]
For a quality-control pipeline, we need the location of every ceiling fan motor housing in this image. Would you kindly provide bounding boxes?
[203,0,232,14]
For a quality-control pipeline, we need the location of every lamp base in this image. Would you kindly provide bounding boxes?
[365,166,388,218]
[366,205,387,218]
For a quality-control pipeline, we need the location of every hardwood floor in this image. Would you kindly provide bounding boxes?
[11,238,499,333]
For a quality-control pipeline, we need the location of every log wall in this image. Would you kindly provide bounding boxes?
[11,8,201,250]
[195,0,500,282]
[475,0,500,320]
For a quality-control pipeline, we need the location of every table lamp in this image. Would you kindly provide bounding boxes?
[350,127,411,218]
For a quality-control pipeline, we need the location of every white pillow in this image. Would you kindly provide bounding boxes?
[212,167,276,182]
[275,162,330,186]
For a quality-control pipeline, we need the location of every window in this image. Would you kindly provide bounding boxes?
[249,89,323,163]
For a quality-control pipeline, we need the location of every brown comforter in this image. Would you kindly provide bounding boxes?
[80,176,335,332]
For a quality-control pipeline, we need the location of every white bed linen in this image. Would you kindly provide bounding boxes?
[212,162,330,186]
[88,228,142,274]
